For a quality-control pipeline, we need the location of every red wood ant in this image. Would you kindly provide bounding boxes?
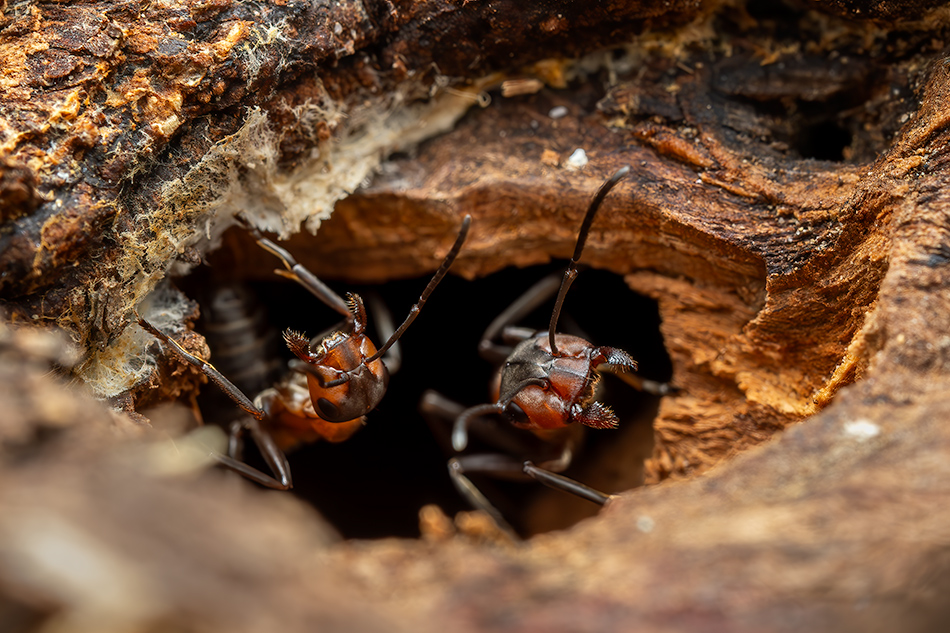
[422,167,669,531]
[138,214,471,490]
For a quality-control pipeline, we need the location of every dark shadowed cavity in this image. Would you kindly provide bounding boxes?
[182,264,672,539]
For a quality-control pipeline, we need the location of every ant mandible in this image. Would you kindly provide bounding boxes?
[422,166,665,531]
[138,214,472,490]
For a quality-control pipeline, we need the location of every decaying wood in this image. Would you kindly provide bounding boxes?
[3,0,950,632]
[0,0,698,353]
[208,5,950,482]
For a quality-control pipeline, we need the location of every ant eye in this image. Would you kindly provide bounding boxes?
[316,397,341,420]
[504,402,531,427]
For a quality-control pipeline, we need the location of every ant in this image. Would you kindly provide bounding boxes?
[138,214,472,490]
[422,166,670,532]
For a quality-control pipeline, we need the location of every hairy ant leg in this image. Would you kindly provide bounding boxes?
[599,367,679,397]
[136,314,293,489]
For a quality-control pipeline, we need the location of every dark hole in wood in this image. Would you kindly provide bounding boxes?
[184,263,671,539]
[793,119,853,162]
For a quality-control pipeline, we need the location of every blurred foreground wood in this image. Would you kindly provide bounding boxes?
[3,0,950,632]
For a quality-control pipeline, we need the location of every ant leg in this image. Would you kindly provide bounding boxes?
[242,224,352,319]
[448,453,612,532]
[227,420,245,459]
[419,390,464,417]
[511,432,610,504]
[522,461,612,506]
[419,390,465,454]
[452,402,505,452]
[137,315,264,421]
[205,417,293,490]
[420,390,534,457]
[599,365,680,396]
[478,273,563,364]
[220,415,293,489]
[212,454,292,490]
[499,326,536,346]
[448,454,522,536]
[138,315,292,489]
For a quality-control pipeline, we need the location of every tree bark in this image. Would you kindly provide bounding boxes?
[2,1,950,631]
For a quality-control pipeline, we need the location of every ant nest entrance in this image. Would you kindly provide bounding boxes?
[179,230,672,539]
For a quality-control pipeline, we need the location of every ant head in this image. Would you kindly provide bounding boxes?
[291,337,390,423]
[308,360,389,423]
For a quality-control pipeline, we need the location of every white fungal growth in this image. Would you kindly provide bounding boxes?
[82,77,487,397]
[77,283,193,398]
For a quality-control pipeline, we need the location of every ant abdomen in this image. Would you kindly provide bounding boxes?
[199,283,282,398]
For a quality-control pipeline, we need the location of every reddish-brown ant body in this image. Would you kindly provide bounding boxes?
[422,167,667,531]
[139,214,471,490]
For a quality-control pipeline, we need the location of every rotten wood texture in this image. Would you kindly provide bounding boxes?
[325,370,950,633]
[0,0,698,358]
[3,1,950,632]
[208,4,950,482]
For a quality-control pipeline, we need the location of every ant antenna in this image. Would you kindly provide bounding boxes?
[548,166,630,355]
[364,215,472,364]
